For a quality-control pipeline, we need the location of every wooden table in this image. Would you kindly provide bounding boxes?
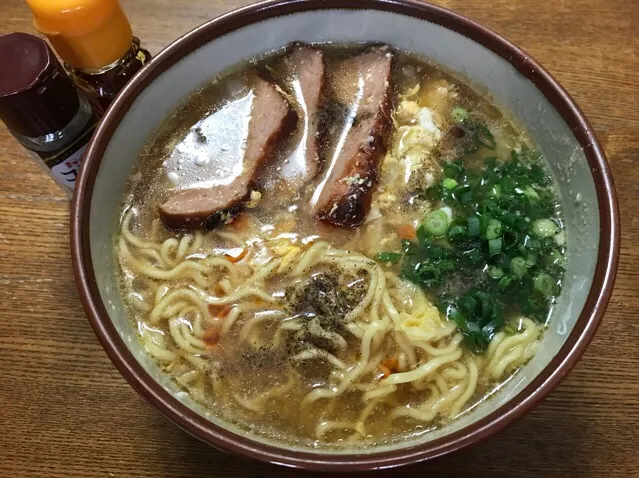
[1,0,637,476]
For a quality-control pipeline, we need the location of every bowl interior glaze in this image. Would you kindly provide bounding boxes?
[73,0,617,471]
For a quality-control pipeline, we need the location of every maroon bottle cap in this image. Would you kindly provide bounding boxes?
[0,32,80,138]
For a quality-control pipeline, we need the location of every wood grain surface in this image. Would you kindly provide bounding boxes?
[0,0,637,476]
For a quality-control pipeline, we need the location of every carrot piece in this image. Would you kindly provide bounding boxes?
[224,247,247,263]
[208,304,231,318]
[202,327,221,347]
[382,356,399,372]
[397,224,416,240]
[230,214,249,231]
[380,356,399,379]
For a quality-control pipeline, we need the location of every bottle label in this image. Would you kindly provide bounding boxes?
[49,144,87,189]
[35,119,97,193]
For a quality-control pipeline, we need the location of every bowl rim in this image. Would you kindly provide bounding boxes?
[71,0,620,471]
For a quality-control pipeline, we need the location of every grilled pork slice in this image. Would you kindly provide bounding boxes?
[278,44,326,184]
[313,47,394,228]
[159,78,296,230]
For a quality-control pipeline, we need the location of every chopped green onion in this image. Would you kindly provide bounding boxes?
[444,161,464,179]
[448,225,467,241]
[499,213,518,229]
[402,239,416,253]
[416,223,429,249]
[522,185,540,201]
[485,219,503,240]
[428,245,450,260]
[510,256,528,278]
[488,237,502,256]
[460,190,474,204]
[498,276,515,291]
[451,106,469,123]
[400,144,564,331]
[503,231,519,250]
[424,209,451,237]
[514,217,530,232]
[523,235,540,250]
[455,184,472,195]
[548,250,566,268]
[467,216,480,236]
[534,273,556,296]
[495,253,511,269]
[464,248,483,264]
[476,125,496,149]
[443,178,459,190]
[374,252,402,264]
[532,218,558,238]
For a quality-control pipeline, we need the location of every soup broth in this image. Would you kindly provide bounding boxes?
[117,44,565,448]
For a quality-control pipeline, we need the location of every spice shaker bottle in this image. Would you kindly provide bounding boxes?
[25,0,151,112]
[0,33,99,197]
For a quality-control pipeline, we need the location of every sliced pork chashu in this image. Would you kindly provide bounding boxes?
[276,44,326,185]
[159,77,296,230]
[312,46,394,228]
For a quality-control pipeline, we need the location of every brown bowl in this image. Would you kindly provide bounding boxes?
[71,0,620,471]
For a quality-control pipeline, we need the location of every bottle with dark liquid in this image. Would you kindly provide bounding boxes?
[25,0,151,112]
[0,33,99,196]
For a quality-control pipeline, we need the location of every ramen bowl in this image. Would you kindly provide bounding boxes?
[71,0,619,471]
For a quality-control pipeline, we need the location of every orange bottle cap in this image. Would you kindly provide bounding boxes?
[25,0,134,71]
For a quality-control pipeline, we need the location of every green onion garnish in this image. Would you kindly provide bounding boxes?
[448,225,467,241]
[510,256,528,278]
[488,237,502,256]
[548,250,566,268]
[451,106,469,123]
[487,266,504,279]
[397,142,564,352]
[467,215,480,236]
[498,276,515,291]
[522,185,540,201]
[485,219,503,240]
[443,178,458,190]
[425,209,451,237]
[534,273,556,296]
[374,252,402,264]
[532,218,558,238]
[476,125,496,149]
